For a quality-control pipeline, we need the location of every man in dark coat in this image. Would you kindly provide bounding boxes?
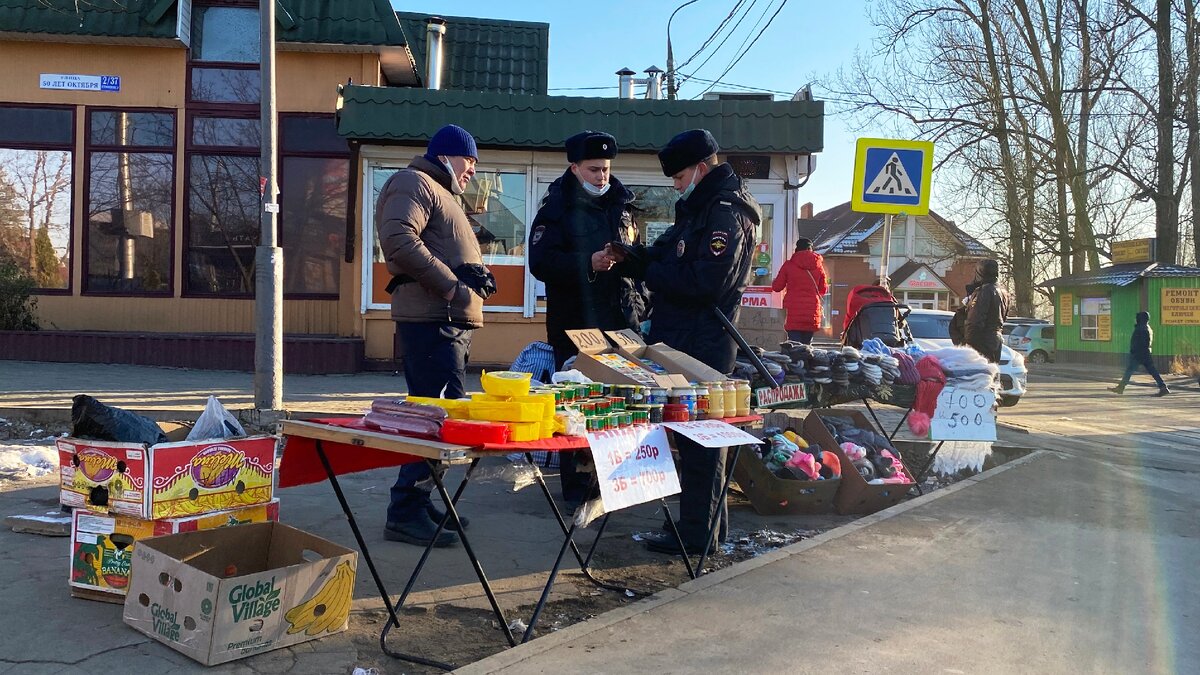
[529,131,647,369]
[964,258,1010,363]
[529,131,648,504]
[1109,311,1171,395]
[607,129,760,555]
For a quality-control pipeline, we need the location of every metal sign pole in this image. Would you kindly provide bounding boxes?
[879,212,893,288]
[254,0,283,412]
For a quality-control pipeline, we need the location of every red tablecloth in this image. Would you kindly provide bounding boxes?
[278,417,591,488]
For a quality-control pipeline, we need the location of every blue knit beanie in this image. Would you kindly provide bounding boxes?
[425,124,478,162]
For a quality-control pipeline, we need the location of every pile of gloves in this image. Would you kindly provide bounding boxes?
[820,415,913,485]
[758,427,842,482]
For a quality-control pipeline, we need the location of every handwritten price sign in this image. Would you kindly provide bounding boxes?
[662,420,764,448]
[587,425,680,512]
[930,386,997,441]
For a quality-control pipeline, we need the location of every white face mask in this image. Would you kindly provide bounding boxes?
[441,158,466,195]
[580,180,610,197]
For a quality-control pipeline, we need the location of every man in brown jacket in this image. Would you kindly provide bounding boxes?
[376,124,495,546]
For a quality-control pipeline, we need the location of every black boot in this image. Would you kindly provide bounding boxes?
[426,504,470,532]
[1108,385,1124,394]
[1154,386,1171,397]
[384,511,458,547]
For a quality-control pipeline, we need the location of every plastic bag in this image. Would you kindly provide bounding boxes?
[551,369,593,385]
[70,394,168,445]
[186,396,246,441]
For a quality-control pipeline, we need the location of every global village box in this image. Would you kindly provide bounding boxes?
[123,522,358,666]
[70,500,280,602]
[58,436,276,519]
[604,329,728,384]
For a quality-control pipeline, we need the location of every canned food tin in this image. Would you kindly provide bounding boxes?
[594,398,610,415]
[586,416,604,432]
[631,409,650,425]
[578,401,597,415]
[588,382,603,397]
[619,411,633,428]
[607,396,626,411]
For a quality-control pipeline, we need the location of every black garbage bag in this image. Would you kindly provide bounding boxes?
[71,394,168,445]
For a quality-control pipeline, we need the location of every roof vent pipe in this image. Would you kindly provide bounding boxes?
[616,68,636,99]
[644,66,664,100]
[425,17,446,90]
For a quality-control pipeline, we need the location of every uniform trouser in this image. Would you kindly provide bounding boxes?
[387,322,472,523]
[674,436,729,548]
[551,341,591,502]
[1118,353,1166,390]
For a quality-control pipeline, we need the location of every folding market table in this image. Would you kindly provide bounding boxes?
[278,416,760,670]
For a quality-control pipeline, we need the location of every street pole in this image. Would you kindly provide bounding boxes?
[254,0,283,412]
[879,213,893,288]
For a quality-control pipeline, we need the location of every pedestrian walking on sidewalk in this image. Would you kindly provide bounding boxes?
[529,130,648,506]
[964,258,1009,364]
[375,124,497,547]
[604,129,759,556]
[1109,311,1170,396]
[771,237,828,344]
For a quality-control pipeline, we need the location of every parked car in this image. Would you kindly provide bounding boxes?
[905,309,1028,407]
[1002,316,1050,344]
[1010,323,1055,363]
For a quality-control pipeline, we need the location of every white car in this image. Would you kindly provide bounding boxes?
[904,308,1028,407]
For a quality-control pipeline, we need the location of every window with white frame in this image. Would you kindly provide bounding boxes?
[1080,297,1111,341]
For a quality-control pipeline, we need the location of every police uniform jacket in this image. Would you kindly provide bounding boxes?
[529,170,647,357]
[637,163,759,374]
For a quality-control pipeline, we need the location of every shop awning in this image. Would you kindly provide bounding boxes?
[334,84,824,154]
[1038,263,1200,288]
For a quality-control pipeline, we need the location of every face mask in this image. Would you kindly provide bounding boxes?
[441,158,466,195]
[678,166,700,202]
[580,180,610,197]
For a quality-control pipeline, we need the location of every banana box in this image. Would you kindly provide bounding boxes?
[123,522,357,666]
[70,500,280,602]
[59,436,277,519]
[58,438,148,516]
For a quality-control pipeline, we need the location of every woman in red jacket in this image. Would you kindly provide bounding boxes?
[771,238,828,343]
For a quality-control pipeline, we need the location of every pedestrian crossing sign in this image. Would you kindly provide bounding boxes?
[851,138,934,215]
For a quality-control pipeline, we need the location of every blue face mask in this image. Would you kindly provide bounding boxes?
[580,180,610,197]
[678,166,700,202]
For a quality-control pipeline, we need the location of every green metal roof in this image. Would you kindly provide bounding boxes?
[278,0,406,48]
[0,0,178,41]
[336,85,824,154]
[0,0,407,48]
[396,11,548,95]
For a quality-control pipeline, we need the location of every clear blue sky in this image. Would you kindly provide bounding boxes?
[395,0,878,214]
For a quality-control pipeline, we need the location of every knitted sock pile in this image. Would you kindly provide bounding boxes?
[908,355,947,437]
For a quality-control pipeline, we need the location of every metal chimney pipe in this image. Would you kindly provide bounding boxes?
[644,66,664,100]
[616,68,636,99]
[425,18,446,90]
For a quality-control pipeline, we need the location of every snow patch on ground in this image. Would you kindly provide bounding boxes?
[0,441,58,481]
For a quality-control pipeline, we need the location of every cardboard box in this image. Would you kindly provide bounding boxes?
[59,436,276,519]
[70,500,280,602]
[803,410,914,515]
[564,329,687,387]
[605,329,728,384]
[123,522,357,666]
[732,449,839,515]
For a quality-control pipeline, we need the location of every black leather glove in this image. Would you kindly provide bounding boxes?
[453,263,497,300]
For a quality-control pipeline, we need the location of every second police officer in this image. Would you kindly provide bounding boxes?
[530,131,649,506]
[606,129,760,554]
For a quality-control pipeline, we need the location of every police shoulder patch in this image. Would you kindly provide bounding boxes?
[531,225,546,245]
[709,230,730,256]
[676,240,686,258]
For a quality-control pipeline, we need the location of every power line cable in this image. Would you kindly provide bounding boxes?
[695,0,790,98]
[676,0,747,71]
[675,0,759,88]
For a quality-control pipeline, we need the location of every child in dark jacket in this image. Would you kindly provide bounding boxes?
[1109,311,1170,396]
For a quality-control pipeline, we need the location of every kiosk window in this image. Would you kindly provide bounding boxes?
[1080,297,1111,341]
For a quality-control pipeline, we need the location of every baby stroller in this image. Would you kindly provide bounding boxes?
[841,285,912,348]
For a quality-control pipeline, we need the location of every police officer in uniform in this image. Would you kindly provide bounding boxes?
[530,131,648,504]
[606,129,760,554]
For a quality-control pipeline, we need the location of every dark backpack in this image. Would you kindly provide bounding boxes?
[949,294,972,346]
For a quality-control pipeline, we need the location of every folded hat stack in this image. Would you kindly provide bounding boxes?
[831,354,850,387]
[877,353,900,384]
[893,350,921,385]
[859,354,883,385]
[809,349,833,384]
